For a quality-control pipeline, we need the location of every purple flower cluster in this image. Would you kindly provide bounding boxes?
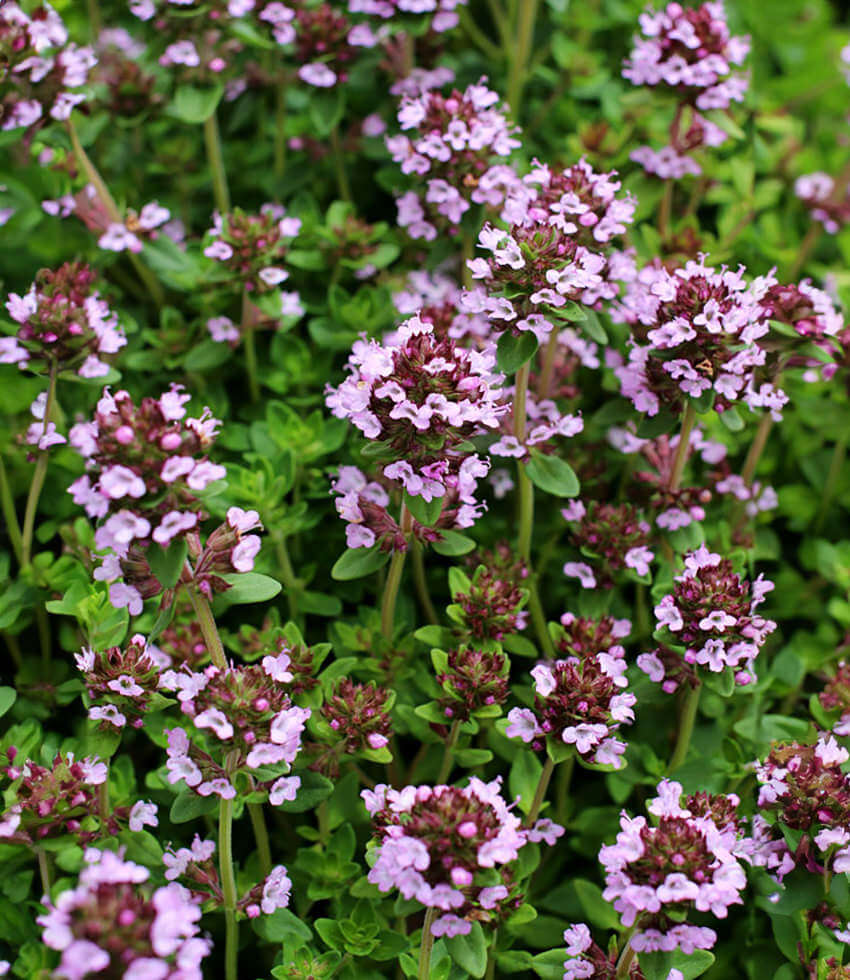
[795,173,850,235]
[755,736,850,874]
[562,499,654,588]
[363,777,536,937]
[75,633,169,730]
[450,548,529,640]
[639,544,775,687]
[0,2,96,131]
[386,79,521,240]
[490,391,584,461]
[435,646,509,722]
[2,263,125,379]
[623,2,749,177]
[160,657,309,803]
[506,653,635,769]
[562,922,683,979]
[599,779,748,952]
[38,847,210,980]
[349,0,467,34]
[613,255,786,419]
[393,270,490,345]
[68,386,227,613]
[326,315,503,507]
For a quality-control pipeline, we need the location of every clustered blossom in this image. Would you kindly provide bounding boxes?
[562,500,654,588]
[624,2,749,177]
[331,464,489,551]
[0,2,96,131]
[2,263,125,379]
[613,255,786,419]
[462,160,636,342]
[23,391,65,451]
[326,315,503,509]
[450,549,529,640]
[0,749,109,843]
[363,777,534,937]
[160,658,309,803]
[755,736,850,874]
[435,646,509,722]
[600,779,748,952]
[313,679,393,773]
[38,847,210,980]
[349,0,467,34]
[393,271,490,345]
[204,204,303,319]
[562,922,684,979]
[97,200,171,254]
[639,544,775,687]
[68,385,226,613]
[75,633,169,730]
[290,3,377,88]
[386,79,521,240]
[554,613,631,660]
[506,653,635,769]
[490,392,583,462]
[795,173,850,235]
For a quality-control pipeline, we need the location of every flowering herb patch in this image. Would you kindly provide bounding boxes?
[3,1,850,979]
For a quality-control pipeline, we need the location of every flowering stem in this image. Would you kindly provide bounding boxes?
[815,433,848,533]
[555,753,575,824]
[436,719,461,784]
[458,8,501,60]
[411,539,438,626]
[21,362,58,569]
[668,682,701,772]
[36,848,52,898]
[485,930,498,980]
[218,797,239,980]
[527,755,555,825]
[506,0,540,117]
[527,578,556,659]
[187,587,228,670]
[658,181,673,243]
[669,401,697,493]
[329,123,351,202]
[741,412,774,489]
[461,232,475,289]
[614,939,637,979]
[380,503,411,640]
[241,292,261,403]
[204,111,231,214]
[0,458,23,565]
[67,119,165,309]
[537,330,560,399]
[788,223,820,280]
[274,534,300,623]
[273,81,288,180]
[514,364,532,559]
[418,908,438,980]
[247,802,272,878]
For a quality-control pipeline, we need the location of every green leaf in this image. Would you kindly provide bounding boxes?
[497,330,538,374]
[432,530,476,556]
[445,922,487,978]
[557,300,587,322]
[0,687,16,719]
[719,408,744,432]
[581,308,608,343]
[274,771,334,812]
[573,878,620,930]
[184,339,231,372]
[331,545,390,581]
[146,538,188,589]
[170,792,218,824]
[637,410,677,437]
[524,450,580,497]
[168,84,224,124]
[404,492,443,527]
[253,908,313,945]
[510,750,543,815]
[218,572,282,604]
[639,949,715,980]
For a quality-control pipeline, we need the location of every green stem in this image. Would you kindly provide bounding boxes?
[247,802,272,878]
[537,330,560,400]
[241,292,260,403]
[273,80,288,181]
[461,231,476,290]
[380,503,411,639]
[555,753,575,824]
[506,0,540,116]
[219,796,239,980]
[274,535,300,622]
[418,908,438,980]
[36,848,52,898]
[514,363,532,560]
[204,111,231,214]
[668,682,702,772]
[485,930,498,980]
[329,124,351,202]
[527,575,555,659]
[458,8,502,60]
[741,411,774,489]
[411,539,438,626]
[669,401,696,493]
[437,719,461,784]
[527,755,555,825]
[614,940,637,979]
[187,588,227,669]
[0,457,23,565]
[815,433,848,533]
[21,363,58,569]
[67,119,165,309]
